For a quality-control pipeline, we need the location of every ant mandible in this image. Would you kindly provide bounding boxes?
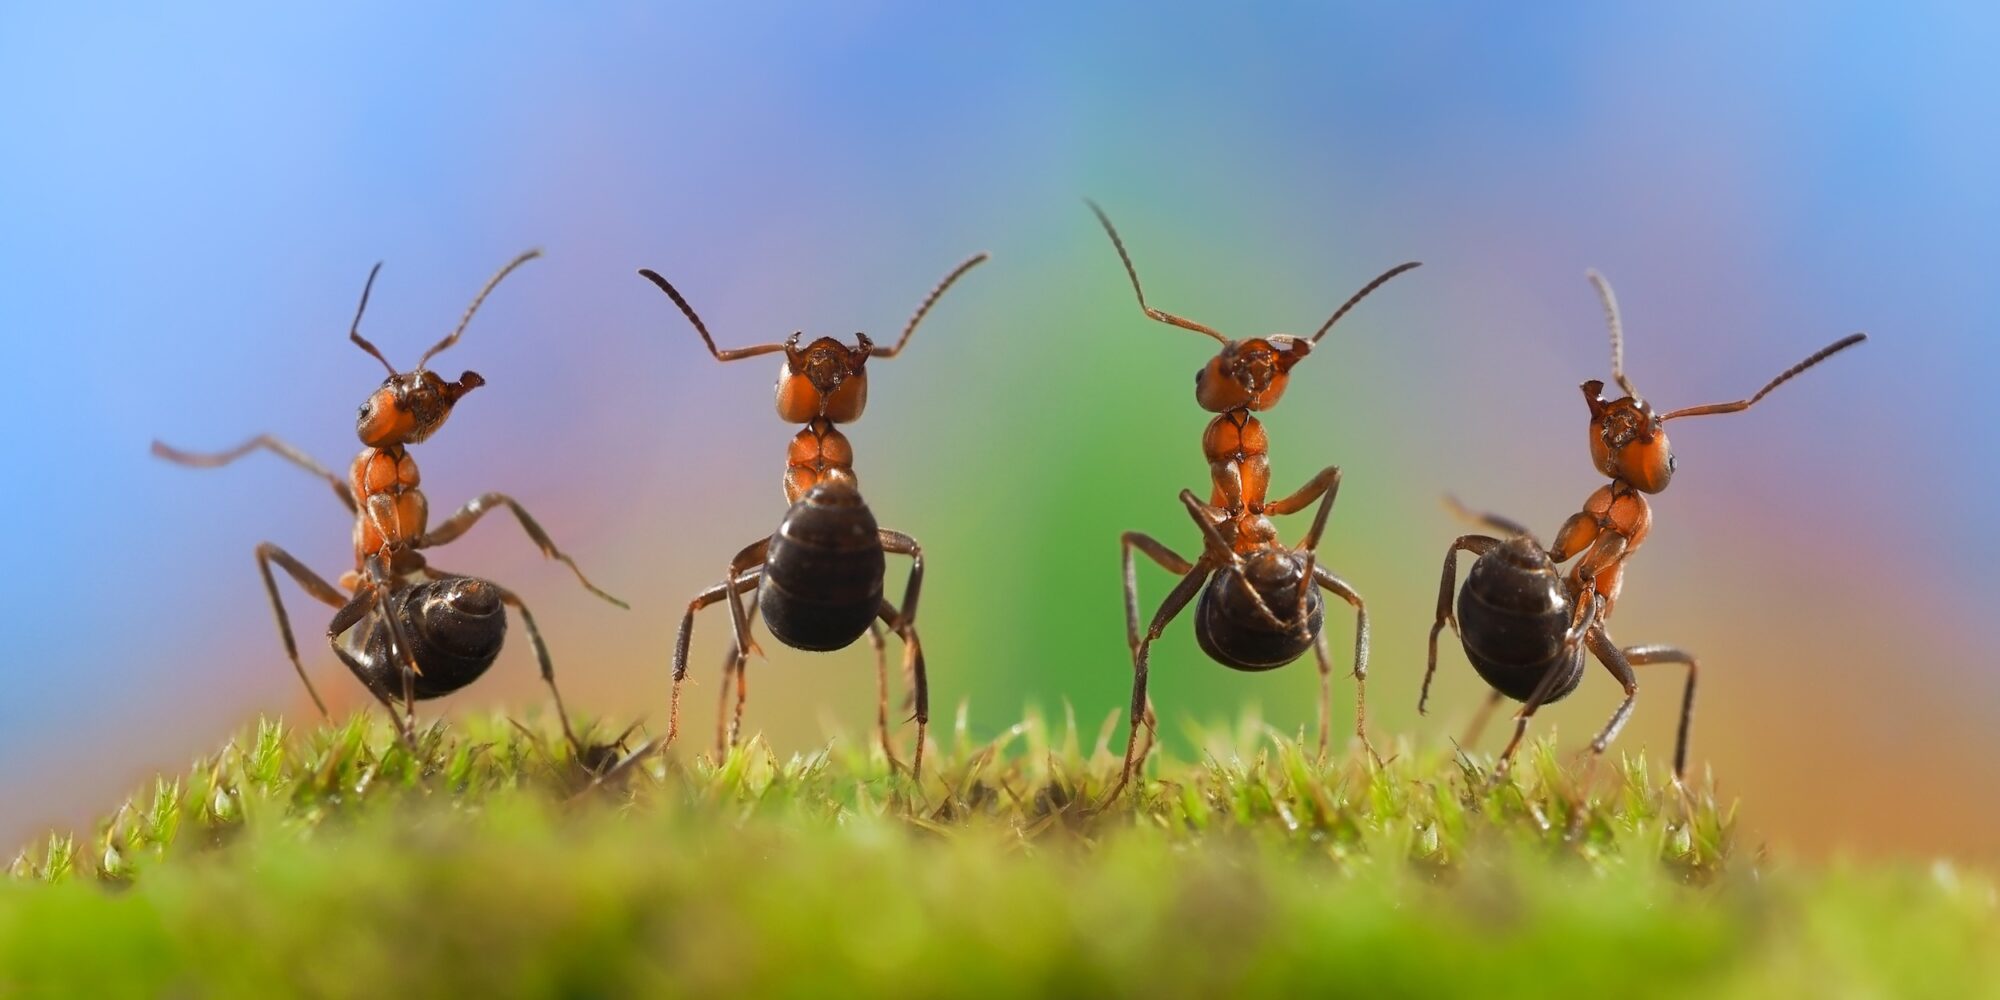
[1421,270,1865,781]
[638,252,987,778]
[1088,202,1421,800]
[153,251,629,755]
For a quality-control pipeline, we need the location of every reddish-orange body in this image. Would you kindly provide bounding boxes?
[1547,481,1654,615]
[785,418,857,501]
[1203,410,1271,520]
[344,445,431,588]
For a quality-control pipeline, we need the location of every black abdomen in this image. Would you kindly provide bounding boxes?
[1456,541,1583,703]
[340,575,507,700]
[760,482,885,652]
[1193,553,1322,672]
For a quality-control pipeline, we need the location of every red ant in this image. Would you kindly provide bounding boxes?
[1422,270,1865,781]
[638,253,986,778]
[153,251,628,756]
[1087,202,1420,799]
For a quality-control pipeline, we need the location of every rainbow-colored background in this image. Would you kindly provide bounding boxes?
[5,5,1994,859]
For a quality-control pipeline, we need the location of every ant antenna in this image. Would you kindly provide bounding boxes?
[1086,200,1229,344]
[1663,333,1867,421]
[1586,270,1637,398]
[417,249,543,370]
[636,268,790,361]
[873,252,990,358]
[1308,261,1423,344]
[347,262,397,376]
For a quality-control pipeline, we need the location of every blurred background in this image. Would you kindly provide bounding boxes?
[3,4,1993,861]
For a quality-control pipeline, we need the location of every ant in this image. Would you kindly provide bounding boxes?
[638,252,987,779]
[152,250,629,759]
[1087,202,1420,799]
[1421,270,1865,782]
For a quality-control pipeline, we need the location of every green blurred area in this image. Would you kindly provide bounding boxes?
[4,716,1995,997]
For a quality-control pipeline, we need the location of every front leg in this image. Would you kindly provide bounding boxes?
[418,493,628,608]
[324,581,417,750]
[1264,464,1341,520]
[1491,593,1604,781]
[718,538,772,670]
[152,435,356,512]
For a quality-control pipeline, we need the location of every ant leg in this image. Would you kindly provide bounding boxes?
[1174,489,1287,630]
[484,582,586,759]
[875,602,928,780]
[375,586,432,749]
[417,493,629,609]
[1460,689,1505,751]
[719,539,772,669]
[1548,511,1598,563]
[878,530,926,773]
[1581,627,1641,763]
[1121,532,1195,647]
[1617,645,1699,782]
[323,583,418,749]
[253,543,348,717]
[152,436,356,512]
[877,530,924,625]
[716,598,760,757]
[1490,659,1572,781]
[1312,566,1376,764]
[1120,531,1196,761]
[1489,594,1605,781]
[1421,536,1500,714]
[1445,496,1535,539]
[1104,559,1215,804]
[865,622,898,768]
[669,566,763,752]
[1310,631,1334,760]
[1559,625,1650,838]
[1119,532,1198,767]
[1265,465,1341,519]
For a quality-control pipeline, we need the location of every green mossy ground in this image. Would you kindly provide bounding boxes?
[4,711,1995,998]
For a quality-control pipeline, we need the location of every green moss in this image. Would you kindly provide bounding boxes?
[2,712,1994,998]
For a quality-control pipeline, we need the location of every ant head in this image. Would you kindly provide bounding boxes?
[343,251,539,449]
[775,333,873,423]
[1577,269,1865,496]
[1196,336,1311,413]
[357,369,485,447]
[1086,200,1421,416]
[1582,381,1674,493]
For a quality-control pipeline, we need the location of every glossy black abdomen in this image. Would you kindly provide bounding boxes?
[1193,555,1323,672]
[340,575,507,700]
[760,483,885,652]
[1456,543,1583,703]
